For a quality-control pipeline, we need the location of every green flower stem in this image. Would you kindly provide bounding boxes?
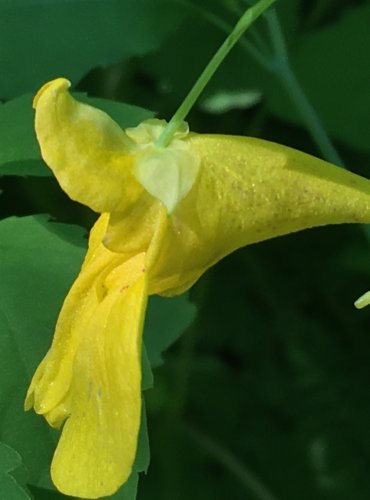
[273,62,344,167]
[183,2,343,167]
[264,9,344,166]
[227,0,272,57]
[155,0,276,148]
[176,1,271,71]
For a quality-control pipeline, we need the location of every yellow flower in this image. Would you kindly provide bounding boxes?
[26,78,370,499]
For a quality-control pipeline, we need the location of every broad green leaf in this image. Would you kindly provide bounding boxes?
[0,95,40,165]
[0,442,30,499]
[0,161,49,178]
[0,93,153,177]
[107,473,138,500]
[144,295,196,368]
[266,3,370,152]
[141,347,154,391]
[28,484,69,500]
[133,401,150,474]
[78,95,153,129]
[0,215,86,486]
[0,0,187,99]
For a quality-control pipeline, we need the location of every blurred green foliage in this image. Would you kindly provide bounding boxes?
[1,0,370,499]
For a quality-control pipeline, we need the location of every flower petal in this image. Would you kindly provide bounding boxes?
[51,273,148,498]
[33,78,144,212]
[25,215,125,420]
[149,134,370,295]
[25,214,149,497]
[103,196,163,255]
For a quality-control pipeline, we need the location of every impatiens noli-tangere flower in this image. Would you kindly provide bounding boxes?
[25,77,370,498]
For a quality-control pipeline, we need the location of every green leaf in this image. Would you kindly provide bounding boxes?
[0,442,30,499]
[78,96,154,130]
[144,295,196,368]
[107,473,138,500]
[133,401,150,474]
[266,3,370,152]
[0,0,187,99]
[0,160,50,178]
[0,93,153,177]
[0,95,40,165]
[141,347,154,391]
[0,215,86,486]
[28,484,69,500]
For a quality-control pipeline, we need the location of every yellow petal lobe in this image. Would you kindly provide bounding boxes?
[34,78,143,213]
[26,215,148,498]
[25,216,120,419]
[52,274,147,498]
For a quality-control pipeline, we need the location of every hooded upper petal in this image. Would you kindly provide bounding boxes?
[33,78,145,213]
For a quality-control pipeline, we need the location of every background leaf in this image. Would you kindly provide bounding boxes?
[0,442,30,499]
[266,2,370,152]
[0,0,187,99]
[145,295,196,368]
[0,215,86,488]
